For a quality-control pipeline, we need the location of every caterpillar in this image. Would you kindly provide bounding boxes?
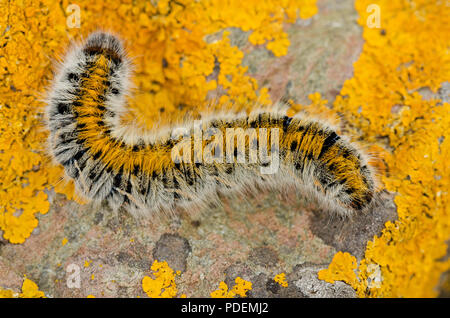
[45,31,377,218]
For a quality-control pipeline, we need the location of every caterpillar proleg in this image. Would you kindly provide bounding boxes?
[45,31,377,218]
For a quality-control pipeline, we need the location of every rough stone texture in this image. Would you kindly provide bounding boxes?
[309,191,397,259]
[291,264,356,298]
[0,0,398,298]
[152,234,191,272]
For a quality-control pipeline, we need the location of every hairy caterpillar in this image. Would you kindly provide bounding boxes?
[45,31,377,218]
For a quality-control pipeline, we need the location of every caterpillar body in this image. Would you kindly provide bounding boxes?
[46,32,377,218]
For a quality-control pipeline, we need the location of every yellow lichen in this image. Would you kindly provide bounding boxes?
[0,288,15,298]
[142,260,182,298]
[210,277,252,298]
[210,281,234,298]
[274,273,288,288]
[317,252,361,290]
[20,278,46,298]
[0,278,45,298]
[318,0,450,297]
[232,277,253,297]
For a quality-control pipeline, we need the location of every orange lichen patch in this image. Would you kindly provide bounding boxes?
[210,277,252,298]
[210,281,235,298]
[0,278,45,298]
[274,273,288,288]
[61,237,68,246]
[319,0,450,297]
[20,278,46,298]
[0,0,318,244]
[0,288,15,298]
[232,277,253,297]
[142,260,182,298]
[0,0,79,244]
[318,252,361,290]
